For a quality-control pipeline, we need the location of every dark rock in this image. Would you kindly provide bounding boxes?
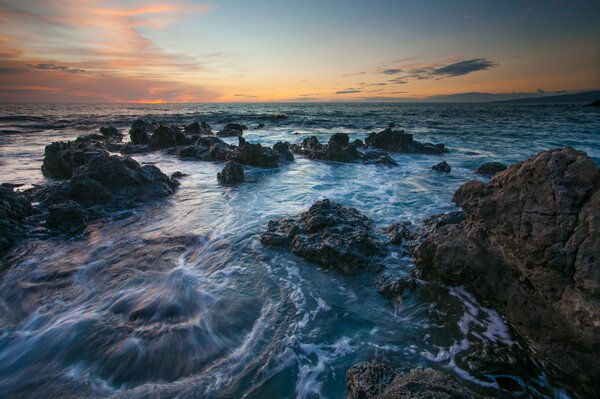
[362,150,399,166]
[353,139,365,147]
[0,185,33,256]
[99,126,123,139]
[46,200,89,235]
[376,273,418,297]
[171,171,187,178]
[148,125,185,150]
[217,161,245,185]
[381,222,415,246]
[42,140,108,179]
[233,137,279,167]
[474,161,506,176]
[292,135,360,163]
[347,364,481,399]
[129,119,156,145]
[273,141,294,162]
[413,147,600,387]
[586,100,600,107]
[329,132,350,146]
[256,123,265,129]
[120,143,149,155]
[432,161,451,173]
[423,211,465,230]
[260,199,384,273]
[216,123,247,137]
[184,121,212,135]
[365,128,447,154]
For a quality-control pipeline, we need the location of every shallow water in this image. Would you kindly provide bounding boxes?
[0,103,598,398]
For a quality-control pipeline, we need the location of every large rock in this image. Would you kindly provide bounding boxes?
[0,185,33,256]
[184,121,212,136]
[217,161,245,185]
[148,125,185,150]
[347,363,481,399]
[365,128,446,154]
[99,126,123,140]
[216,123,247,137]
[129,119,156,144]
[46,200,89,235]
[260,199,384,273]
[413,147,600,388]
[42,140,108,179]
[292,134,395,165]
[232,137,279,167]
[273,142,294,162]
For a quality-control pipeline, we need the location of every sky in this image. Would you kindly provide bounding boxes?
[0,0,598,103]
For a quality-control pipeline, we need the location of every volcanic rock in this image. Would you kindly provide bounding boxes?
[217,161,245,185]
[365,128,447,154]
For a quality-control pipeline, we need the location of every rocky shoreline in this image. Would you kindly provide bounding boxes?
[1,119,598,397]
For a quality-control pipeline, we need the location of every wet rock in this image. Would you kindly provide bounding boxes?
[273,141,294,162]
[217,161,245,185]
[129,119,156,145]
[353,139,365,147]
[232,137,279,167]
[365,128,447,154]
[586,100,600,107]
[381,222,415,246]
[46,200,89,235]
[362,150,398,166]
[292,135,360,163]
[260,199,384,273]
[184,121,212,135]
[120,143,149,155]
[376,273,418,297]
[216,123,247,137]
[413,147,600,387]
[256,123,265,129]
[99,126,123,140]
[423,211,465,230]
[42,140,108,179]
[329,132,350,146]
[432,161,451,173]
[474,161,506,176]
[171,171,187,179]
[148,125,185,150]
[347,364,481,399]
[0,185,33,256]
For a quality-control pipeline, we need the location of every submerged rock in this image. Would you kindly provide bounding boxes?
[217,161,245,185]
[432,161,451,173]
[413,147,600,387]
[216,123,246,137]
[0,185,33,256]
[129,119,156,145]
[474,161,506,176]
[347,363,481,399]
[365,128,447,154]
[46,200,89,235]
[260,199,384,273]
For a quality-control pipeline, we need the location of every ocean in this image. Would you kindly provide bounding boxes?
[0,102,598,398]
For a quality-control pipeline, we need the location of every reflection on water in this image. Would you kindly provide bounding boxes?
[1,103,598,398]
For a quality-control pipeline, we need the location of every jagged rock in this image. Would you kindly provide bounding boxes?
[216,123,247,137]
[129,119,156,145]
[347,364,481,399]
[148,125,185,150]
[273,142,294,162]
[413,147,600,388]
[0,185,33,256]
[217,161,245,185]
[474,161,506,176]
[171,171,187,179]
[432,161,451,173]
[362,150,399,166]
[120,143,149,154]
[42,140,108,179]
[365,128,447,154]
[232,137,279,167]
[330,132,350,146]
[260,199,384,273]
[99,126,123,140]
[376,273,418,297]
[353,139,365,147]
[185,121,212,135]
[381,222,415,246]
[46,200,89,235]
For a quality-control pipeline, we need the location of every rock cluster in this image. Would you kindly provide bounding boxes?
[347,363,481,399]
[413,147,600,387]
[365,128,447,154]
[260,199,384,273]
[217,123,247,137]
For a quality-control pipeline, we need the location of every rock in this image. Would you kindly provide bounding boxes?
[273,142,294,162]
[129,119,156,145]
[148,125,185,150]
[347,363,481,399]
[217,161,245,185]
[586,100,600,107]
[185,121,212,135]
[171,171,187,179]
[260,199,384,273]
[413,147,600,387]
[256,123,265,129]
[432,161,451,173]
[292,135,360,163]
[362,150,399,166]
[329,132,350,146]
[99,126,123,140]
[120,143,149,155]
[353,139,365,147]
[0,185,33,256]
[365,128,447,154]
[376,273,418,297]
[42,140,108,179]
[474,161,506,176]
[232,137,279,167]
[216,123,247,137]
[381,222,415,246]
[46,200,89,235]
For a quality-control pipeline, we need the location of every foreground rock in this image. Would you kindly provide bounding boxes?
[42,138,109,179]
[347,363,481,399]
[184,121,212,135]
[414,147,600,388]
[217,161,245,185]
[365,128,447,154]
[292,134,397,165]
[432,161,451,173]
[129,119,157,144]
[260,199,384,273]
[474,161,506,176]
[46,200,89,235]
[0,185,33,256]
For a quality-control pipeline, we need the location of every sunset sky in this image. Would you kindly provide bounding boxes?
[0,0,598,103]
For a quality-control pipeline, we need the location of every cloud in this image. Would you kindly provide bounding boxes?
[384,57,497,84]
[335,89,362,94]
[0,67,28,73]
[29,63,86,73]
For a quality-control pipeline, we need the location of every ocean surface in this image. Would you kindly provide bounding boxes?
[0,103,598,398]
